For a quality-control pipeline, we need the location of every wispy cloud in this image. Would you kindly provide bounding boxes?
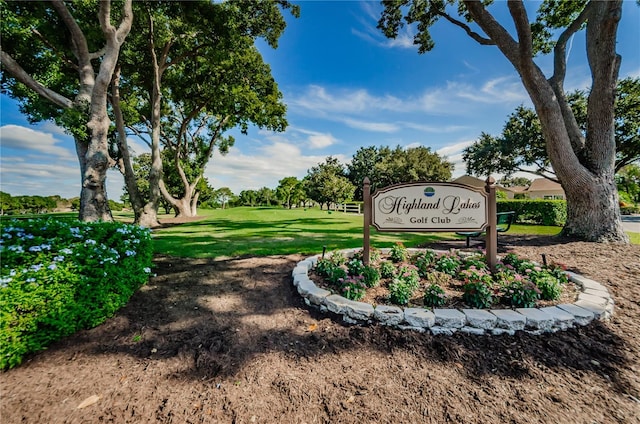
[341,118,399,133]
[0,125,76,160]
[351,2,415,50]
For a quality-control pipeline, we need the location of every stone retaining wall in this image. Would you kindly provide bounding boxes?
[292,248,614,335]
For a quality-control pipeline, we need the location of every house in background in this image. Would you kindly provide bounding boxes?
[452,175,565,200]
[524,178,565,199]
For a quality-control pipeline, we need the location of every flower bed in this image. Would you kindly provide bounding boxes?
[309,243,578,310]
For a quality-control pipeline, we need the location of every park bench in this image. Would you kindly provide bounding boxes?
[456,211,515,247]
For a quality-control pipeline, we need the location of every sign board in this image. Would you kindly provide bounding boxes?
[371,182,488,232]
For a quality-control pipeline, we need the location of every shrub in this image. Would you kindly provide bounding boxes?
[397,264,420,290]
[462,280,494,309]
[434,253,461,276]
[315,258,335,278]
[361,265,381,288]
[536,276,562,301]
[0,218,153,369]
[389,242,408,263]
[338,275,367,301]
[412,250,436,277]
[389,279,414,305]
[326,266,347,286]
[347,258,366,277]
[497,199,566,226]
[423,284,448,308]
[502,279,540,308]
[327,250,347,266]
[379,260,396,279]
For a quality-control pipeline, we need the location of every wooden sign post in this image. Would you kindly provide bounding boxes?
[363,177,371,266]
[484,177,497,273]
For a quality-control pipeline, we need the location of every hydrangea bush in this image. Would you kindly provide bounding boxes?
[314,247,569,311]
[0,218,153,369]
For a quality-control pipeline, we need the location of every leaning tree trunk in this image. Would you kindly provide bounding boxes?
[465,0,628,242]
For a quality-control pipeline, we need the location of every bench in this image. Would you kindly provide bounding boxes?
[456,211,515,247]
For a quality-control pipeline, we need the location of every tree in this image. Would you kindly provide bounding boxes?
[214,187,234,209]
[111,1,297,226]
[464,78,640,181]
[498,176,532,188]
[257,187,276,206]
[1,0,133,222]
[617,163,640,205]
[239,190,259,207]
[379,1,629,242]
[276,177,305,209]
[306,157,355,209]
[347,145,453,199]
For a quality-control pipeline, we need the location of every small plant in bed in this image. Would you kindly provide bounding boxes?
[311,248,575,310]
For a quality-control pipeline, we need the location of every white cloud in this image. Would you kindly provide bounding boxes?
[204,140,349,193]
[293,128,339,149]
[0,124,76,160]
[352,2,416,50]
[341,118,399,133]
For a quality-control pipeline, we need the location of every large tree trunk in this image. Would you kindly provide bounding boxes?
[465,0,628,242]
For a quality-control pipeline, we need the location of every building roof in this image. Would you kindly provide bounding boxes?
[526,178,564,193]
[452,175,488,188]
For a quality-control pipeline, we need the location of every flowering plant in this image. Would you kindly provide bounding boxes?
[423,284,448,307]
[1,218,153,369]
[338,275,367,301]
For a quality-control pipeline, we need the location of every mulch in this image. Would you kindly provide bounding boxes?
[1,234,639,423]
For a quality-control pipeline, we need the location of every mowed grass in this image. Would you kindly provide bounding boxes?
[151,207,567,259]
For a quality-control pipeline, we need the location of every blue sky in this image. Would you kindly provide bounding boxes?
[1,1,639,200]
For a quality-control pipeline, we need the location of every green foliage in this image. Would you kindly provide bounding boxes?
[347,145,453,200]
[304,157,355,208]
[337,275,367,301]
[361,265,381,288]
[389,242,408,263]
[396,264,420,290]
[346,258,366,277]
[388,279,414,306]
[501,279,540,308]
[464,79,640,178]
[536,276,562,301]
[412,250,436,277]
[423,284,448,308]
[462,281,494,309]
[0,218,153,369]
[378,260,396,279]
[434,252,462,276]
[497,199,567,226]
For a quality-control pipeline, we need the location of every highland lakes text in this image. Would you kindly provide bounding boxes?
[377,195,482,216]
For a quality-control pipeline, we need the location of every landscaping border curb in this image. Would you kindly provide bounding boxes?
[292,248,614,335]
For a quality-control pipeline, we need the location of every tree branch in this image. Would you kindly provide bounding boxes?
[30,27,79,71]
[548,3,593,153]
[507,1,533,65]
[435,11,495,46]
[0,50,73,109]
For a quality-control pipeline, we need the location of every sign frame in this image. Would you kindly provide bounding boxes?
[370,182,489,233]
[363,178,498,272]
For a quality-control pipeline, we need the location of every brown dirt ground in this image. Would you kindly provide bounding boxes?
[1,234,639,424]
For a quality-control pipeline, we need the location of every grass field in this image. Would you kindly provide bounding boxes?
[4,207,637,257]
[150,207,568,258]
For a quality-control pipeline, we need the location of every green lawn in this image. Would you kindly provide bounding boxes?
[151,207,568,259]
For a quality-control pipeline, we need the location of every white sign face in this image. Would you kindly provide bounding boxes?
[371,183,488,232]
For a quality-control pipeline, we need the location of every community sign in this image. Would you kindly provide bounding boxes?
[371,182,488,232]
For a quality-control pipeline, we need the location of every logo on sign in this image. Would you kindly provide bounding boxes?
[424,187,435,197]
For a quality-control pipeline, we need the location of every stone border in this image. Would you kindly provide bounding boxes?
[292,248,614,335]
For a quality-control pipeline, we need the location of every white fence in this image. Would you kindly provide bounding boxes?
[331,203,363,214]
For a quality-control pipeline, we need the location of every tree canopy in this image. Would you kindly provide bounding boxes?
[347,145,453,199]
[464,78,640,181]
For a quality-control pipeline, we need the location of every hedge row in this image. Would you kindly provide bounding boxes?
[497,199,567,226]
[0,218,153,369]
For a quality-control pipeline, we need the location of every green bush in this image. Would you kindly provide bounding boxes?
[497,199,566,226]
[389,242,408,263]
[379,260,396,279]
[0,218,153,369]
[389,279,414,305]
[423,284,448,308]
[361,265,381,288]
